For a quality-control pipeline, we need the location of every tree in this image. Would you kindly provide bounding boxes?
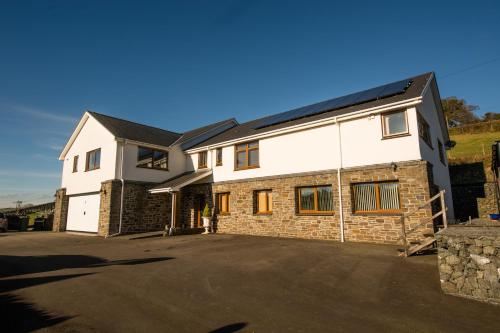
[441,97,480,126]
[482,112,500,122]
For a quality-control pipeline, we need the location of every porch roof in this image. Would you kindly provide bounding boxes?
[149,170,212,193]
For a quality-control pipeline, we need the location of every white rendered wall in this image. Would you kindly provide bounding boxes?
[61,116,117,195]
[339,107,421,168]
[120,143,186,182]
[418,88,455,219]
[195,107,423,183]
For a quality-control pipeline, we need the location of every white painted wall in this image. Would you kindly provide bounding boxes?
[339,107,421,168]
[121,143,186,182]
[61,116,117,195]
[418,87,455,219]
[193,107,423,182]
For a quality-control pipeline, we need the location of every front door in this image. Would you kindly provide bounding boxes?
[196,196,206,228]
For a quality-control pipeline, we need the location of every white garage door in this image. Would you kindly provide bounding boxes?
[67,193,100,233]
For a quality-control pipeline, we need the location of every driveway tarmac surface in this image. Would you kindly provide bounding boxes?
[0,232,498,332]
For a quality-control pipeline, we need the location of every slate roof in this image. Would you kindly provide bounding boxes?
[188,72,434,149]
[89,112,182,147]
[150,170,213,192]
[89,112,236,149]
[173,118,237,147]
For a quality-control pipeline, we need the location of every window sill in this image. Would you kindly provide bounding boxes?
[217,212,231,216]
[351,212,402,217]
[85,167,100,172]
[381,133,411,140]
[198,166,208,169]
[254,212,272,216]
[296,212,335,216]
[234,165,260,171]
[137,166,169,171]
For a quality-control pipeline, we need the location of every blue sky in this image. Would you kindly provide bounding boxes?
[1,1,499,207]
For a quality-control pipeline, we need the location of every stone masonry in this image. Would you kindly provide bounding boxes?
[98,180,171,236]
[198,160,436,244]
[436,225,500,305]
[53,188,69,232]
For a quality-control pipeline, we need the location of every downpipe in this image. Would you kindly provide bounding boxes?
[107,143,125,238]
[335,118,345,243]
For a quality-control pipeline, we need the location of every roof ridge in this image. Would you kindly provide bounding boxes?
[87,111,182,136]
[181,117,238,135]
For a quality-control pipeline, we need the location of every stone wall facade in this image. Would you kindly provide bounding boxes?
[98,180,171,236]
[436,226,500,304]
[53,188,69,232]
[181,160,435,244]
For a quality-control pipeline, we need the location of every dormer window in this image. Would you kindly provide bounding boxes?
[137,146,168,170]
[381,110,408,138]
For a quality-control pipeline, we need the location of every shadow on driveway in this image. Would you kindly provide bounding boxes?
[0,255,173,278]
[0,254,174,332]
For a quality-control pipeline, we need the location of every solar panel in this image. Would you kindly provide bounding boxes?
[254,78,412,130]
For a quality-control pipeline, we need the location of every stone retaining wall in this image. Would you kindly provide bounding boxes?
[436,225,500,304]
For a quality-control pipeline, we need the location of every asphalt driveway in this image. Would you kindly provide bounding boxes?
[0,232,498,333]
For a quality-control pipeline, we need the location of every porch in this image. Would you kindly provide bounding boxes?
[149,170,214,235]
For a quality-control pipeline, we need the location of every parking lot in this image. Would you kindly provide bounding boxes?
[0,232,498,332]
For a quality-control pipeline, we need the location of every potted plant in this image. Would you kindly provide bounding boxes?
[202,203,211,234]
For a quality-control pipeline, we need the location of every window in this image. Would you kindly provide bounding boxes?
[254,190,272,214]
[418,113,432,147]
[235,141,259,170]
[85,148,101,171]
[381,110,408,138]
[297,185,333,214]
[216,148,223,166]
[217,193,230,214]
[438,139,446,165]
[198,151,207,169]
[72,155,79,173]
[137,146,168,170]
[352,182,400,213]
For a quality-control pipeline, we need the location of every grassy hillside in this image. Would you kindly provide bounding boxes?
[447,131,499,182]
[447,131,500,161]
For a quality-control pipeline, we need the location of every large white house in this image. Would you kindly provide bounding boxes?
[54,72,453,244]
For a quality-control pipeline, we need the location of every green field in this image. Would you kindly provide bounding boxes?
[447,131,500,161]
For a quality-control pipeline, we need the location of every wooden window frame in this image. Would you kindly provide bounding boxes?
[136,146,169,171]
[381,110,410,139]
[417,112,433,148]
[216,148,223,166]
[351,181,401,214]
[216,192,230,215]
[234,141,259,171]
[437,139,446,166]
[85,148,101,172]
[72,155,79,173]
[296,185,334,215]
[198,151,208,169]
[254,189,272,215]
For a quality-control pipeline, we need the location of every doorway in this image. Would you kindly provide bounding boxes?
[195,195,206,228]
